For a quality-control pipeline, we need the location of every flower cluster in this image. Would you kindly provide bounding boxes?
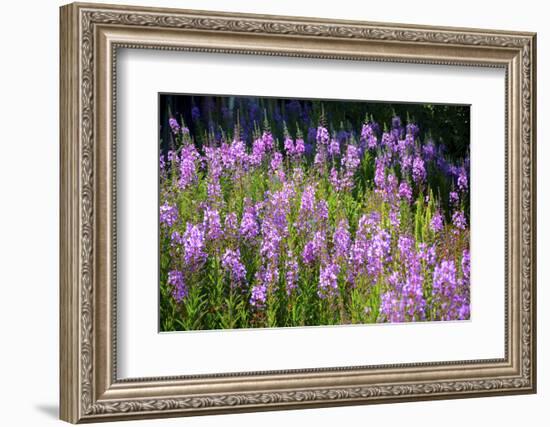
[160,109,470,331]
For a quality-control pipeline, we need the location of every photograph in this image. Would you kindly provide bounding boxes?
[158,94,471,331]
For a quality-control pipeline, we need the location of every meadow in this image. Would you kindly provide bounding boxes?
[159,96,470,331]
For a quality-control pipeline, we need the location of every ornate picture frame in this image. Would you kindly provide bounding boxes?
[60,2,536,423]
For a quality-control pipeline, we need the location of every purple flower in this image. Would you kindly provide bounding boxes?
[457,168,468,192]
[432,259,468,320]
[430,211,444,233]
[250,283,267,308]
[462,249,470,280]
[168,117,180,134]
[316,200,329,223]
[422,141,436,161]
[406,123,419,137]
[398,181,413,202]
[412,156,426,183]
[222,248,247,285]
[418,243,437,266]
[270,152,283,171]
[262,131,274,151]
[316,126,330,145]
[240,205,259,240]
[170,230,184,246]
[284,137,295,155]
[183,223,207,268]
[379,264,426,323]
[389,208,400,228]
[374,157,386,189]
[294,138,305,156]
[452,210,467,230]
[318,263,340,298]
[203,207,222,242]
[285,251,299,295]
[361,123,378,149]
[167,270,187,302]
[343,144,360,171]
[333,219,351,260]
[449,191,459,206]
[178,145,200,189]
[302,231,326,265]
[224,212,238,239]
[392,116,402,129]
[160,202,178,227]
[249,137,266,166]
[328,139,340,156]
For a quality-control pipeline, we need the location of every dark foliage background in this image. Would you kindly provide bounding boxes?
[159,94,470,162]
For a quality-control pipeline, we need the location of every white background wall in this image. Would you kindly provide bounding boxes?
[0,0,546,425]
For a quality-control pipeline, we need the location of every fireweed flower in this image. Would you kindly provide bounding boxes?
[449,191,459,206]
[318,263,340,299]
[294,138,305,156]
[224,212,238,240]
[260,221,282,263]
[249,137,266,166]
[398,181,413,202]
[250,283,267,308]
[316,126,330,145]
[457,168,468,192]
[422,141,436,161]
[343,144,360,171]
[168,270,187,302]
[333,219,351,261]
[374,157,386,189]
[328,139,340,157]
[361,123,378,149]
[178,145,200,189]
[316,200,329,224]
[302,231,326,265]
[380,261,426,323]
[418,243,437,266]
[203,207,222,242]
[284,137,295,155]
[262,131,274,151]
[167,150,178,164]
[412,156,426,183]
[430,211,444,233]
[329,167,341,191]
[168,117,180,134]
[270,152,283,171]
[400,154,413,175]
[406,123,420,138]
[392,116,402,129]
[461,249,471,281]
[222,248,247,285]
[160,202,178,227]
[240,205,259,240]
[285,251,299,295]
[389,208,400,228]
[170,231,184,247]
[432,259,468,320]
[183,223,207,268]
[297,185,316,232]
[207,179,222,202]
[452,210,467,230]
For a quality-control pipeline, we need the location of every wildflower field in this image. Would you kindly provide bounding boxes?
[159,95,470,331]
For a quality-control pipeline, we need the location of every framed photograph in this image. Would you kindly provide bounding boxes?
[60,2,537,423]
